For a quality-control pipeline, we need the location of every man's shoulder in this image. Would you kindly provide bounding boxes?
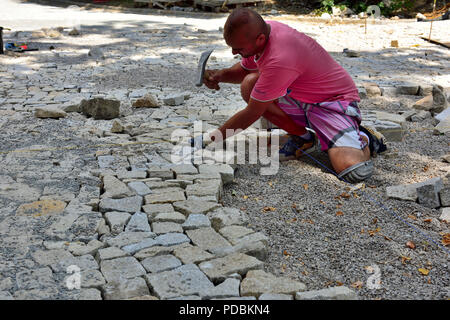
[267,20,301,33]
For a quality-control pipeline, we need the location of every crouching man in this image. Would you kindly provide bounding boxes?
[199,8,386,183]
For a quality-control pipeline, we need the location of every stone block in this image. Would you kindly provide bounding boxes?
[153,211,186,223]
[144,192,186,204]
[185,227,232,252]
[173,200,221,216]
[240,270,306,298]
[439,207,450,223]
[295,286,358,300]
[96,247,129,262]
[141,254,182,273]
[417,184,440,208]
[182,214,211,230]
[151,222,183,234]
[202,278,241,300]
[100,257,146,283]
[145,264,214,300]
[99,196,143,213]
[105,211,131,235]
[173,245,214,265]
[125,211,151,233]
[207,207,249,231]
[102,277,150,300]
[198,253,264,283]
[439,185,450,207]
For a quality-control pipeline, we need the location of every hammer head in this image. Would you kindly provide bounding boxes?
[195,49,214,87]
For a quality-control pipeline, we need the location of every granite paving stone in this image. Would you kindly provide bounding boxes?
[141,255,182,273]
[100,257,146,283]
[173,245,214,265]
[151,222,183,234]
[185,227,232,252]
[198,253,264,283]
[145,264,215,300]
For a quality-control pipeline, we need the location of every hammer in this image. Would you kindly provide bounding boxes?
[195,49,214,87]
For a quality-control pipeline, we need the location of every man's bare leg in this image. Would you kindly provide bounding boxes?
[328,144,371,174]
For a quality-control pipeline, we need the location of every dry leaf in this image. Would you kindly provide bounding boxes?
[336,281,344,286]
[364,265,374,272]
[401,256,411,264]
[408,214,417,220]
[243,195,248,200]
[336,211,344,216]
[368,227,381,236]
[283,250,291,256]
[423,218,432,223]
[351,281,364,289]
[303,184,309,190]
[384,235,392,241]
[418,268,430,276]
[442,233,450,246]
[263,206,276,212]
[406,241,416,249]
[340,192,351,199]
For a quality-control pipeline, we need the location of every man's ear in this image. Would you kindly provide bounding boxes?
[256,33,266,46]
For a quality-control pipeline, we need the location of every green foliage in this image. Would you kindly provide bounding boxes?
[314,0,417,16]
[321,0,336,13]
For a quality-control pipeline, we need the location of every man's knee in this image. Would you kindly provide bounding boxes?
[337,160,374,183]
[241,72,259,103]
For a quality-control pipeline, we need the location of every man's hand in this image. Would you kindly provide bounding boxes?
[203,69,223,90]
[190,132,213,150]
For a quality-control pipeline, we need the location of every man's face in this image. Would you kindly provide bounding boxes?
[225,31,259,58]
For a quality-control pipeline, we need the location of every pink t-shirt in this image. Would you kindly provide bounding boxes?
[241,21,360,104]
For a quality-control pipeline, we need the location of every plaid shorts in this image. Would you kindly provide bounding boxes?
[276,94,367,152]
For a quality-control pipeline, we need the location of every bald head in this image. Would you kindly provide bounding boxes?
[224,8,268,41]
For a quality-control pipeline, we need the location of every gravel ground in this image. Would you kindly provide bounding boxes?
[222,96,450,299]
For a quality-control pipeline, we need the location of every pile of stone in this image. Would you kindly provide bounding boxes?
[358,82,449,140]
[386,176,450,223]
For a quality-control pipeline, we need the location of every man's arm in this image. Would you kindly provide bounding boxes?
[210,98,271,142]
[204,62,252,90]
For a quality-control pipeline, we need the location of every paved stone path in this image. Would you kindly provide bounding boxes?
[0,0,448,300]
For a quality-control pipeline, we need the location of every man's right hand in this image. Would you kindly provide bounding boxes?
[203,69,222,90]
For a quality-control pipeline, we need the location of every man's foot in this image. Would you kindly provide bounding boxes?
[278,133,316,161]
[359,125,387,157]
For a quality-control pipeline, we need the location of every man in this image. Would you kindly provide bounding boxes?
[199,8,386,183]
